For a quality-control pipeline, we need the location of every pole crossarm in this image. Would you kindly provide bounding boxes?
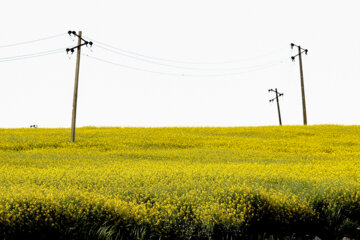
[268,89,283,102]
[68,31,87,42]
[66,31,93,55]
[291,43,308,61]
[290,43,307,51]
[66,42,92,53]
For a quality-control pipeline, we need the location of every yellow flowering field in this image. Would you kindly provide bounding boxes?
[0,125,360,239]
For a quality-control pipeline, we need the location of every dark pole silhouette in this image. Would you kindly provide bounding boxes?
[71,31,82,143]
[66,31,93,142]
[269,88,284,126]
[291,43,308,125]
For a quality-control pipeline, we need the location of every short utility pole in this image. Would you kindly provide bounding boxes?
[66,31,93,142]
[291,43,308,125]
[268,88,284,126]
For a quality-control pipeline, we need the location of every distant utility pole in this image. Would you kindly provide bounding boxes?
[291,43,308,125]
[66,31,93,142]
[268,88,284,126]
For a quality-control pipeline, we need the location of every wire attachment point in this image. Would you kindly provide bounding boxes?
[85,41,94,52]
[66,31,92,56]
[66,48,75,59]
[68,31,75,41]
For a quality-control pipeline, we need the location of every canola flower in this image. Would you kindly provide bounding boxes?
[0,125,360,239]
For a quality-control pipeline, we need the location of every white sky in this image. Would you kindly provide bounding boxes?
[1,0,360,128]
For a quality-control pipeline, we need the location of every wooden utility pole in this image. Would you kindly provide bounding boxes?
[67,31,93,142]
[71,31,82,143]
[275,88,282,126]
[269,88,284,126]
[291,43,308,125]
[298,46,307,125]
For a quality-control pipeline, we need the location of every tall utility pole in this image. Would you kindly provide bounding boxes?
[66,31,93,142]
[269,88,284,126]
[291,43,308,125]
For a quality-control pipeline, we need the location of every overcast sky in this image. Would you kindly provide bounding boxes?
[1,0,360,128]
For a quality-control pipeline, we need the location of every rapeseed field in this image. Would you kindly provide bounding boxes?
[0,125,359,239]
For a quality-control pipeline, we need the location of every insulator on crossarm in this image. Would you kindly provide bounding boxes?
[86,43,93,52]
[68,31,75,41]
[67,50,73,59]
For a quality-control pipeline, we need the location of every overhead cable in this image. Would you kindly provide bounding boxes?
[94,44,288,72]
[0,33,66,49]
[0,48,65,62]
[83,54,289,78]
[85,36,286,65]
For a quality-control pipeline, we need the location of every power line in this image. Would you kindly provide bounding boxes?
[85,36,287,65]
[0,33,66,48]
[94,44,288,72]
[0,48,65,62]
[83,53,289,77]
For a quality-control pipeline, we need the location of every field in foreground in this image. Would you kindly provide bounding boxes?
[0,126,360,240]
